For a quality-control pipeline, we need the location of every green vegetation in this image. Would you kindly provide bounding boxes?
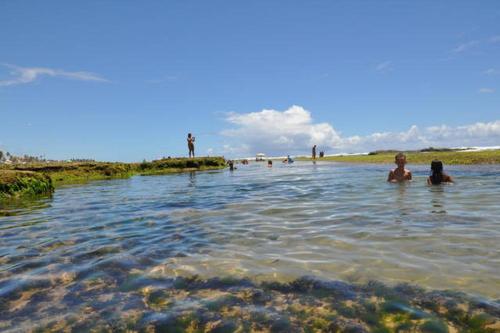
[137,157,227,176]
[0,157,226,198]
[0,170,54,200]
[299,149,500,164]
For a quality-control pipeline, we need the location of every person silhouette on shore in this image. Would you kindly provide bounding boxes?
[427,160,453,185]
[312,145,317,159]
[387,152,412,182]
[187,133,195,158]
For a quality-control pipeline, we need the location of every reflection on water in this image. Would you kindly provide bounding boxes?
[430,185,447,214]
[0,162,499,330]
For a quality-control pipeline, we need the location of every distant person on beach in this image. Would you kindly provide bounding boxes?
[312,145,317,159]
[187,133,195,158]
[387,152,412,182]
[427,160,453,185]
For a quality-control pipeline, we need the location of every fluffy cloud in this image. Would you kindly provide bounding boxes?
[0,64,108,87]
[221,106,342,155]
[221,105,500,156]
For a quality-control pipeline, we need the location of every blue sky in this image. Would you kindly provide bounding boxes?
[1,1,499,160]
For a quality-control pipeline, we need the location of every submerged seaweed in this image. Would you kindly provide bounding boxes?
[1,275,498,332]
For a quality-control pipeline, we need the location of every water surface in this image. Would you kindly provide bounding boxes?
[1,162,499,330]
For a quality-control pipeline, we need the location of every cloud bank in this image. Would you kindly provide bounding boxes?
[221,106,500,156]
[0,64,108,87]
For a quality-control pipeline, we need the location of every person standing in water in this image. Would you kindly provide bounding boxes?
[187,133,195,158]
[387,152,412,182]
[312,145,317,159]
[427,160,453,185]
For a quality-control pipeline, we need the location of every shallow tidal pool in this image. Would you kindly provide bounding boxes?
[1,161,499,332]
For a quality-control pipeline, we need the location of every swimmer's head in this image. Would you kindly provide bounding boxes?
[395,152,407,167]
[431,160,443,173]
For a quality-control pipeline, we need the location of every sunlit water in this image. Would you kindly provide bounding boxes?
[1,162,499,329]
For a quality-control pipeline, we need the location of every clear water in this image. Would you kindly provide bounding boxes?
[1,162,499,328]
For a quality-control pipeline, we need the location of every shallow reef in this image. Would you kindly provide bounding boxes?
[0,157,226,197]
[1,275,498,332]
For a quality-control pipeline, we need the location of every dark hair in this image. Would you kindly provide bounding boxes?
[430,160,444,184]
[188,133,192,138]
[395,152,406,160]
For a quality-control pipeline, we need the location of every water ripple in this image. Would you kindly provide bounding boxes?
[0,162,499,330]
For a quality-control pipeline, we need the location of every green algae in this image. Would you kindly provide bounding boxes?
[7,273,498,333]
[0,170,53,200]
[0,157,226,198]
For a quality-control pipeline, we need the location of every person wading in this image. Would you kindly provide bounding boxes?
[387,152,412,182]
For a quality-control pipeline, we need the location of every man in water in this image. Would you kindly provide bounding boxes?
[387,152,412,182]
[187,133,195,158]
[312,145,317,159]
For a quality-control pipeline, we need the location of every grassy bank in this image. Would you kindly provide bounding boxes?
[0,157,226,198]
[299,150,500,164]
[0,170,54,200]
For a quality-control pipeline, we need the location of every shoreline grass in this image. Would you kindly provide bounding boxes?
[298,149,500,165]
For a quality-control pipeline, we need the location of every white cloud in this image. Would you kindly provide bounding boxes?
[478,88,495,94]
[452,40,479,53]
[221,105,500,156]
[221,106,342,156]
[375,61,392,72]
[483,68,500,75]
[0,64,108,87]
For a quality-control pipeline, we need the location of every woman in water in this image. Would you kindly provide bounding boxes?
[427,160,453,185]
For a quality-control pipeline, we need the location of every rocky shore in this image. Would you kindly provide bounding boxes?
[0,157,226,199]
